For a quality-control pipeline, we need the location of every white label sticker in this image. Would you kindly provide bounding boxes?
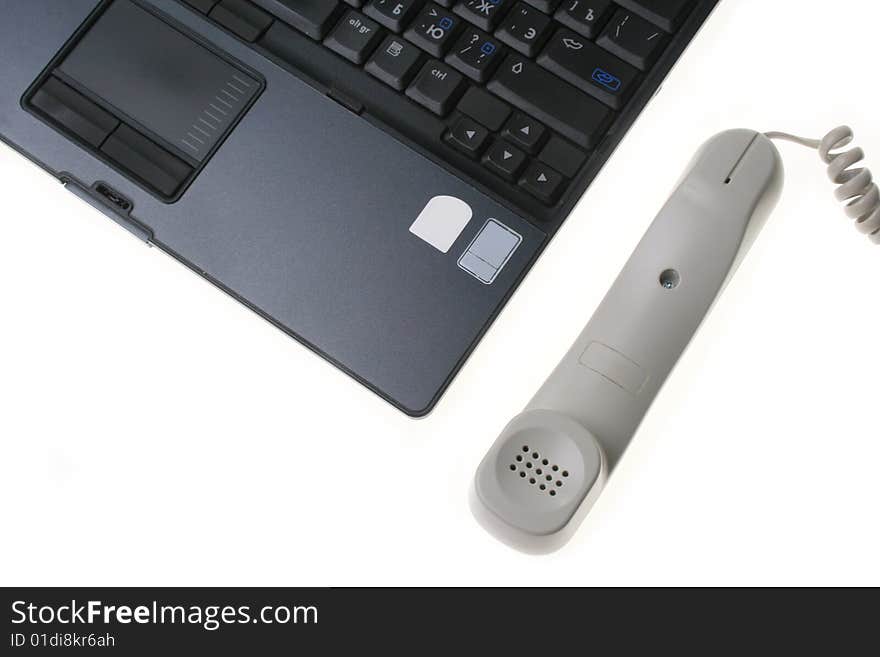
[409,196,473,253]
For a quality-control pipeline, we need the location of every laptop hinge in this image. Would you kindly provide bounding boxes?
[63,177,154,244]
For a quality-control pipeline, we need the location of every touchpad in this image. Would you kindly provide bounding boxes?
[25,0,263,200]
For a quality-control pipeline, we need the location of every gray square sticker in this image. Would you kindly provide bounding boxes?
[458,219,522,284]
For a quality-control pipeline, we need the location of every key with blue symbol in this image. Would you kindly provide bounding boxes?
[405,4,462,57]
[447,27,505,82]
[592,68,621,91]
[538,28,638,109]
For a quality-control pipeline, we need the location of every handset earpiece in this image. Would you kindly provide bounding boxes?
[472,130,785,553]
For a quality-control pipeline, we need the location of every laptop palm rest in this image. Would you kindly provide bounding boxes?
[1,0,546,415]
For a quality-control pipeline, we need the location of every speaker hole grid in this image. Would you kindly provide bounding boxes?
[509,446,570,496]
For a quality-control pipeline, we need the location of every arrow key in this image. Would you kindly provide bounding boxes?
[520,162,565,204]
[484,140,527,181]
[446,116,490,158]
[502,112,546,154]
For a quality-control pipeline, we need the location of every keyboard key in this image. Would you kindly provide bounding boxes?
[522,0,562,11]
[496,2,553,57]
[366,35,423,89]
[325,11,384,64]
[209,0,273,42]
[446,28,504,83]
[446,117,490,157]
[484,140,527,181]
[454,0,515,32]
[597,9,668,70]
[538,28,639,109]
[502,112,545,153]
[538,135,586,178]
[182,0,219,13]
[252,0,341,40]
[364,0,421,32]
[615,0,694,32]
[404,4,462,57]
[406,60,465,115]
[488,55,612,149]
[520,162,564,203]
[195,0,712,228]
[457,87,511,131]
[554,0,613,39]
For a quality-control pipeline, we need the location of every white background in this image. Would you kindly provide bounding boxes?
[1,0,878,586]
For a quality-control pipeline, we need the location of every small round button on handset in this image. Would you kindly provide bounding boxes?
[659,269,681,289]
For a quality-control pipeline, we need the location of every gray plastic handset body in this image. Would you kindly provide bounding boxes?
[473,130,784,553]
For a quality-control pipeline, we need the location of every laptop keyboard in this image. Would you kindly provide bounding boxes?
[181,0,709,219]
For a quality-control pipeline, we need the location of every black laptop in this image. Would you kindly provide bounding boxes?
[0,0,718,415]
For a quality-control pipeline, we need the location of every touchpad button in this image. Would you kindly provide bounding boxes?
[58,0,259,163]
[26,0,263,200]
